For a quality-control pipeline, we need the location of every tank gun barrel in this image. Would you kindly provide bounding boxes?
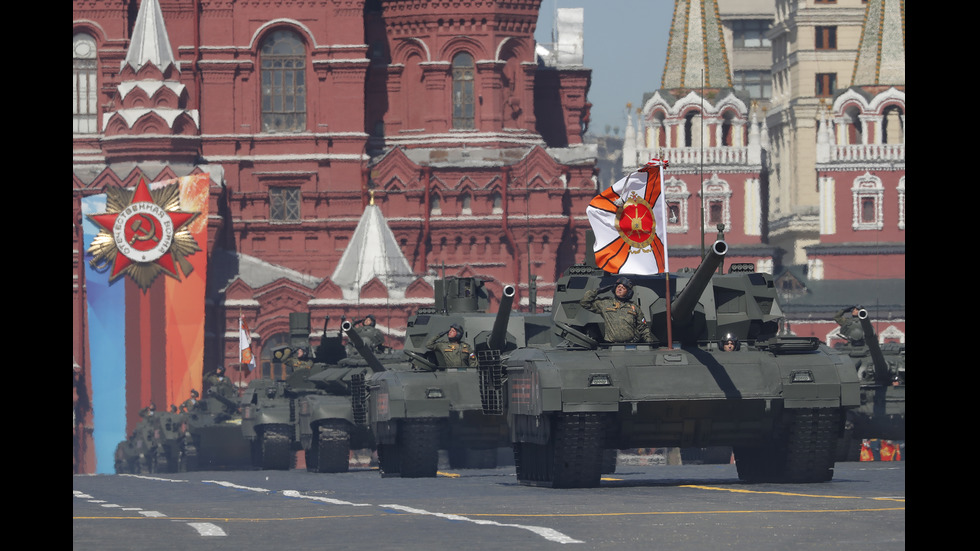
[858,309,891,385]
[486,285,516,351]
[342,321,387,373]
[671,240,728,326]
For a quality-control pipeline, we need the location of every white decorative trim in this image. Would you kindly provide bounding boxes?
[851,172,884,231]
[664,178,690,234]
[700,174,732,233]
[897,176,905,230]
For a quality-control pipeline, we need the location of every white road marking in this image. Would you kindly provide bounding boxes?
[139,511,167,517]
[282,490,372,507]
[202,480,271,493]
[379,503,583,544]
[187,522,227,536]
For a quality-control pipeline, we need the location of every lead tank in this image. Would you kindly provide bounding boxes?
[500,241,861,488]
[354,278,551,477]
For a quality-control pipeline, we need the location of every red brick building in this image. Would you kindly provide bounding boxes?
[73,0,595,473]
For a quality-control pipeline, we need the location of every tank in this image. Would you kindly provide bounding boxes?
[182,381,253,471]
[835,309,905,460]
[499,241,861,488]
[356,278,552,477]
[239,312,319,470]
[295,317,398,473]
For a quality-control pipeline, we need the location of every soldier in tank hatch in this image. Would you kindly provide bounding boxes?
[425,323,477,368]
[579,277,652,344]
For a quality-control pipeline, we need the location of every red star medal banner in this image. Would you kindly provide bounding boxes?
[586,159,669,274]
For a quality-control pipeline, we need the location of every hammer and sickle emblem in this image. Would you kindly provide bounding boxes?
[128,214,160,245]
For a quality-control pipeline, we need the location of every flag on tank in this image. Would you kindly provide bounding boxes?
[240,314,256,370]
[586,159,669,274]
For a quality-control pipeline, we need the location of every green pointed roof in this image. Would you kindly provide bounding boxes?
[661,0,732,91]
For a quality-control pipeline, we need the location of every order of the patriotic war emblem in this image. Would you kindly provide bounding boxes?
[86,178,200,291]
[616,191,656,253]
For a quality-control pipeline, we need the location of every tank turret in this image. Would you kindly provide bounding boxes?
[553,240,781,348]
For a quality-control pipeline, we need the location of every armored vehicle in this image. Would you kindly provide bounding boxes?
[498,241,861,488]
[836,309,905,460]
[113,405,191,474]
[182,376,252,471]
[355,278,551,477]
[240,312,320,470]
[296,317,398,473]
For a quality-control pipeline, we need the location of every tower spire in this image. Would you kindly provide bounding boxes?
[851,0,905,87]
[123,0,177,73]
[661,0,732,92]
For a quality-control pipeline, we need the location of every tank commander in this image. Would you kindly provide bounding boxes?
[347,314,386,356]
[205,365,237,400]
[425,323,477,368]
[834,306,865,345]
[579,277,652,343]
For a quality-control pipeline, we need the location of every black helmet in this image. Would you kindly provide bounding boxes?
[615,277,635,300]
[448,323,464,341]
[363,314,376,326]
[190,389,199,398]
[720,333,740,350]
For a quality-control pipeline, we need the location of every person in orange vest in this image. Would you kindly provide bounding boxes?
[859,439,875,461]
[879,440,898,461]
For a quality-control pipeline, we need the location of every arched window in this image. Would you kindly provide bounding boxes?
[430,194,442,215]
[261,30,307,132]
[460,192,472,215]
[490,191,503,214]
[452,52,475,129]
[73,33,98,133]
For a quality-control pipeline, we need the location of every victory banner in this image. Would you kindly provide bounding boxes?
[82,173,210,473]
[587,160,669,275]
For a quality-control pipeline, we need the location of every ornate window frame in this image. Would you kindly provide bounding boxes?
[700,176,733,233]
[663,178,689,234]
[73,33,98,134]
[851,172,884,230]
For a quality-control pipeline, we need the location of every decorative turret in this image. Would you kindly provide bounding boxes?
[100,0,201,164]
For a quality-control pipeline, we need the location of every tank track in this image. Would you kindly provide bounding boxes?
[515,413,605,488]
[397,419,441,478]
[256,425,293,470]
[313,422,351,473]
[735,408,840,483]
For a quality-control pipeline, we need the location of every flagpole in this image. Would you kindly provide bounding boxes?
[663,161,673,350]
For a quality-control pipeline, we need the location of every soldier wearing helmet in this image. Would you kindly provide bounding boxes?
[425,323,477,368]
[834,306,865,345]
[579,277,652,343]
[720,334,739,352]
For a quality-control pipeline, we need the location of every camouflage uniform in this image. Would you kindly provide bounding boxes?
[580,288,651,343]
[426,333,477,368]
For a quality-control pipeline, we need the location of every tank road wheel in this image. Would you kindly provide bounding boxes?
[397,418,441,478]
[256,426,293,470]
[735,408,840,483]
[782,408,840,482]
[515,413,605,488]
[314,421,351,473]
